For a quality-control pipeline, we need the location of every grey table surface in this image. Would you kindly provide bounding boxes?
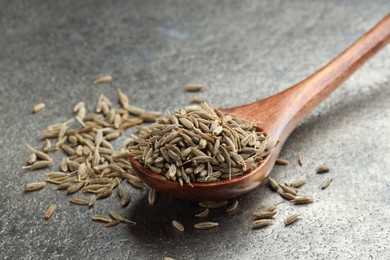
[1,1,390,259]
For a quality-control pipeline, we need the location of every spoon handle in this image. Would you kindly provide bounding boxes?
[224,13,390,140]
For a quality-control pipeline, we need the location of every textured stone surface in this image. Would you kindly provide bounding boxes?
[1,1,390,259]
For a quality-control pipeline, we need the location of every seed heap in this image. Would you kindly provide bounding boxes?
[128,102,276,185]
[23,90,163,224]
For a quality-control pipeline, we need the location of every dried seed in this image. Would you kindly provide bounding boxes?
[118,89,129,108]
[105,220,121,227]
[97,187,113,198]
[44,204,57,220]
[25,182,46,192]
[321,176,333,190]
[164,257,175,260]
[184,84,208,92]
[42,139,52,153]
[279,184,297,195]
[93,75,112,85]
[114,114,122,128]
[275,158,289,165]
[278,192,296,201]
[69,197,89,206]
[298,154,304,166]
[109,210,136,225]
[291,195,314,204]
[121,191,132,207]
[32,103,45,113]
[91,214,112,223]
[225,200,238,213]
[261,201,284,212]
[316,166,330,174]
[27,153,37,165]
[124,104,145,116]
[105,131,121,140]
[140,112,160,122]
[89,195,97,207]
[25,144,53,162]
[194,222,219,230]
[148,188,157,206]
[172,220,185,232]
[253,210,277,219]
[284,213,302,226]
[195,208,209,218]
[73,101,85,113]
[191,97,205,103]
[252,219,273,229]
[290,176,307,188]
[67,182,84,194]
[268,177,279,192]
[179,118,194,129]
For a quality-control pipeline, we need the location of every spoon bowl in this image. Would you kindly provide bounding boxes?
[131,14,390,201]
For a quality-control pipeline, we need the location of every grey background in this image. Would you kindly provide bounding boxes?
[1,0,390,259]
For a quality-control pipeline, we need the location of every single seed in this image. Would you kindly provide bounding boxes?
[89,195,97,207]
[191,97,205,103]
[27,153,37,165]
[225,200,238,213]
[164,257,175,260]
[253,210,277,219]
[172,220,185,232]
[73,101,85,113]
[93,75,112,85]
[44,204,57,220]
[69,197,89,206]
[43,139,52,153]
[278,192,296,201]
[252,219,273,229]
[284,213,302,226]
[279,184,297,195]
[184,84,208,92]
[118,89,129,108]
[121,191,132,207]
[316,166,330,174]
[268,177,279,192]
[194,222,219,230]
[25,182,46,191]
[195,208,209,218]
[91,214,112,223]
[109,210,136,225]
[291,195,314,204]
[321,176,333,190]
[290,176,307,188]
[67,182,84,194]
[298,154,304,166]
[275,158,289,165]
[148,188,157,206]
[32,103,45,113]
[105,220,121,228]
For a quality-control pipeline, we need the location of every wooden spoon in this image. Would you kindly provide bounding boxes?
[131,14,390,201]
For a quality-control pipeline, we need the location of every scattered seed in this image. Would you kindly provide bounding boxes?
[252,219,273,229]
[225,200,238,213]
[93,75,112,85]
[191,97,205,104]
[89,195,97,207]
[298,154,304,166]
[321,176,333,190]
[44,204,57,220]
[69,197,89,206]
[195,208,209,218]
[172,220,185,232]
[316,166,330,174]
[194,222,219,230]
[253,210,277,219]
[268,177,279,192]
[290,176,307,188]
[184,84,208,92]
[148,188,157,206]
[105,220,121,227]
[278,192,296,201]
[121,191,132,207]
[27,153,37,165]
[279,184,297,195]
[67,182,84,194]
[42,139,52,153]
[25,182,46,191]
[284,213,302,226]
[91,215,112,223]
[291,195,314,204]
[275,158,289,165]
[32,103,45,113]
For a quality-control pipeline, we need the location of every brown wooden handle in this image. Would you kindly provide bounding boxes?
[224,13,390,141]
